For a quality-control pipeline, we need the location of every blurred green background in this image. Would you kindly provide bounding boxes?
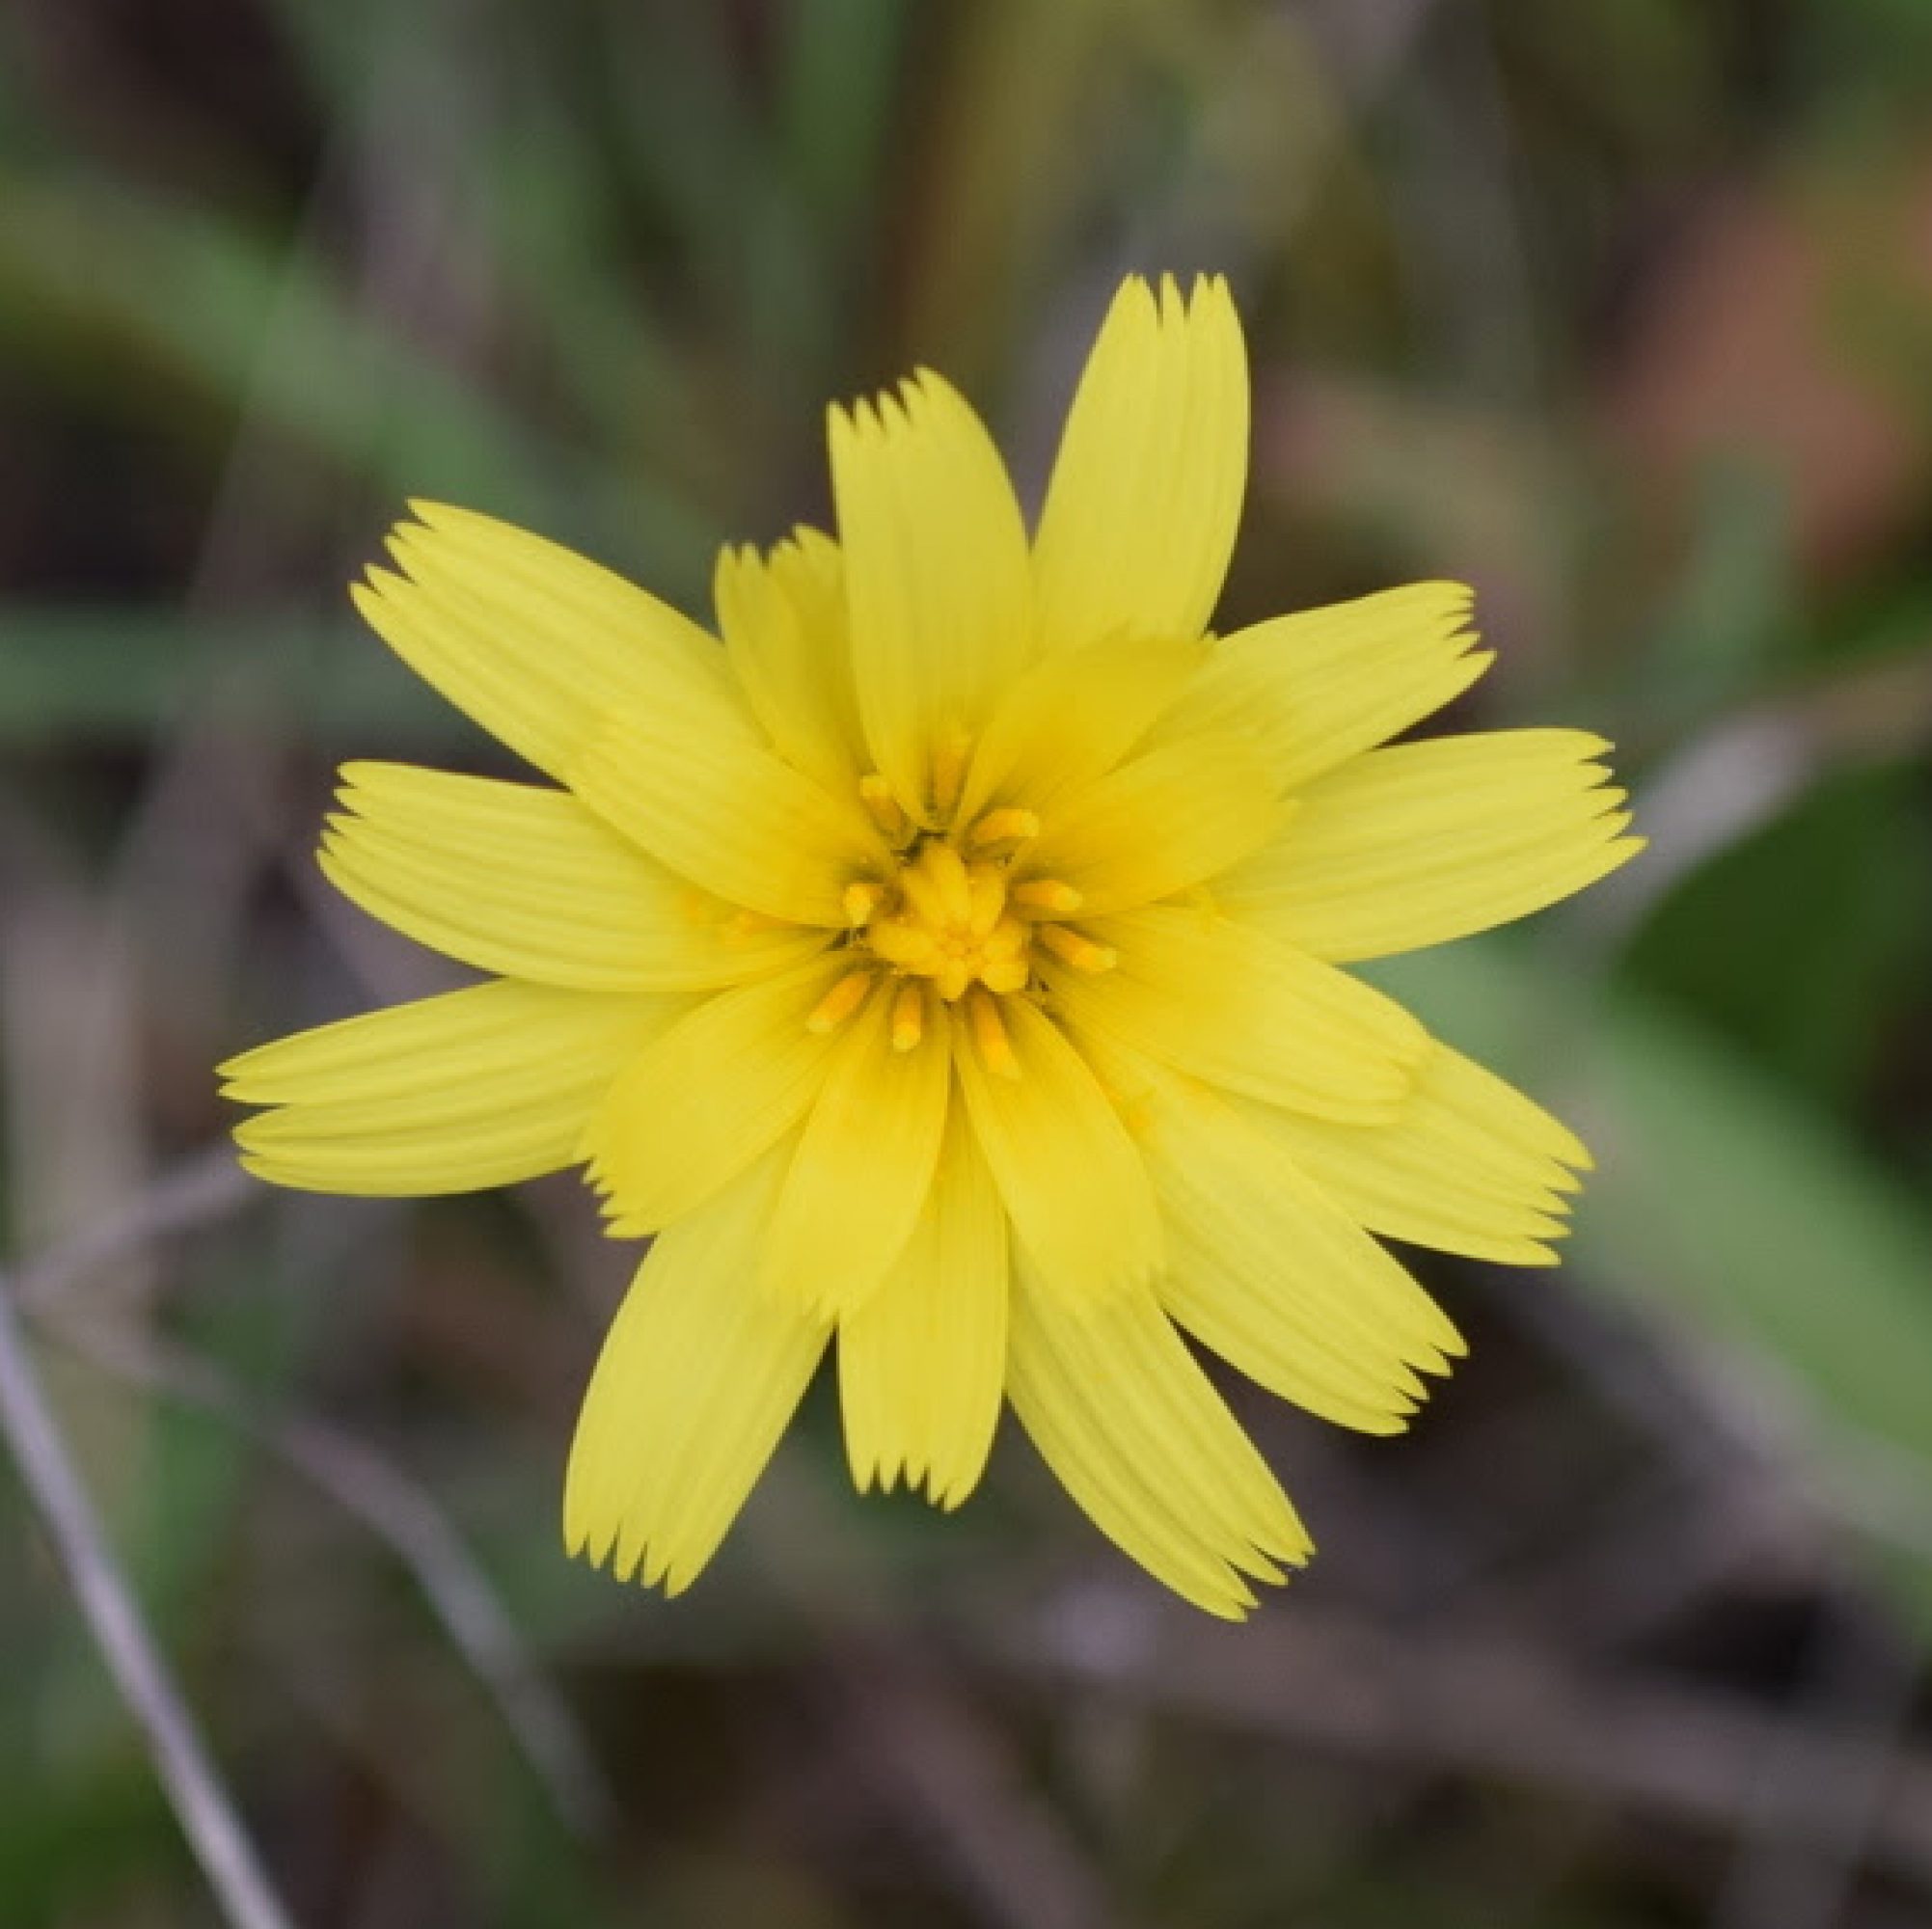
[4,0,1932,1924]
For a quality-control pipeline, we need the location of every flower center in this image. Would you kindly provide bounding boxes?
[803,777,1119,1075]
[860,840,1032,1003]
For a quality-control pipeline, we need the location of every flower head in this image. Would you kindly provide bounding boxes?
[221,276,1640,1616]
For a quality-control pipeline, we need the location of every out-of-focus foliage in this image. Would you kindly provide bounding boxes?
[4,1,1932,1924]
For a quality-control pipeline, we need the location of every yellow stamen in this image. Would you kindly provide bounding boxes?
[842,881,884,928]
[935,957,971,1003]
[891,981,926,1052]
[1012,879,1082,915]
[1038,924,1118,973]
[859,774,910,842]
[968,989,1021,1080]
[806,968,875,1034]
[932,729,970,821]
[968,806,1041,850]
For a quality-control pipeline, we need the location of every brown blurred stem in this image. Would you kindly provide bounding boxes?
[52,1309,616,1838]
[0,1265,299,1929]
[752,1458,1143,1929]
[993,1595,1932,1894]
[12,1141,252,1314]
[16,1145,615,1838]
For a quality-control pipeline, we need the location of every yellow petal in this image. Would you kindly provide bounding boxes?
[583,951,852,1234]
[1092,1046,1461,1422]
[956,635,1209,824]
[566,704,888,929]
[1153,584,1489,792]
[1247,1040,1589,1265]
[1020,737,1282,918]
[565,1147,829,1595]
[1031,274,1248,653]
[355,503,748,781]
[1050,907,1426,1124]
[715,528,863,793]
[1007,1262,1310,1618]
[838,1111,1009,1508]
[222,981,670,1195]
[761,982,953,1316]
[1220,729,1643,960]
[319,761,827,991]
[952,997,1162,1306]
[829,369,1033,823]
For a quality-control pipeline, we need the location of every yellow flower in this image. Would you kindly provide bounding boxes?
[220,275,1640,1617]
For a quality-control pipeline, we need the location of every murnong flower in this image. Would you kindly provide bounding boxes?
[221,275,1640,1616]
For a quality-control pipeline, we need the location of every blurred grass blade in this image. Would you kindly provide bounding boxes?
[1577,993,1932,1467]
[0,608,459,747]
[779,0,908,248]
[1384,941,1932,1584]
[0,172,718,590]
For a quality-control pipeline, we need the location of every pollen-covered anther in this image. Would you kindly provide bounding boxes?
[858,773,911,843]
[1011,878,1082,915]
[967,806,1041,850]
[806,968,875,1034]
[967,989,1021,1079]
[1037,924,1117,973]
[931,729,971,819]
[842,881,884,928]
[890,981,927,1052]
